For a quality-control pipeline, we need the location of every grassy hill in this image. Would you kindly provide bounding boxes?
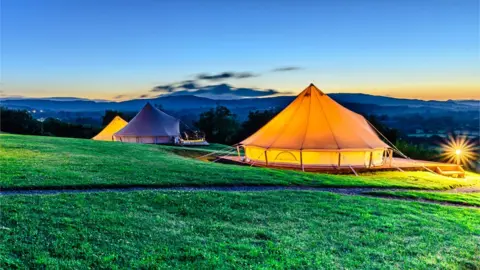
[1,133,479,190]
[1,134,479,268]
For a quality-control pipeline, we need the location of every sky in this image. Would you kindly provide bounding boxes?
[1,0,479,100]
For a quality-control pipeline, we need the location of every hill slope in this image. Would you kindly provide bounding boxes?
[1,133,480,269]
[1,133,479,190]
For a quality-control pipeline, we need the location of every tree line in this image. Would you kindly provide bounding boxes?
[0,106,277,144]
[0,107,102,138]
[0,106,440,161]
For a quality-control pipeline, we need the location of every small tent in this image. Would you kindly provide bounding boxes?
[92,116,128,141]
[113,103,180,144]
[239,84,391,168]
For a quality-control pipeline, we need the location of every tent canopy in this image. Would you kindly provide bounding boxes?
[241,84,389,151]
[239,84,390,168]
[114,103,180,138]
[92,116,128,141]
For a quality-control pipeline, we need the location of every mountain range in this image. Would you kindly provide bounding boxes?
[1,84,478,117]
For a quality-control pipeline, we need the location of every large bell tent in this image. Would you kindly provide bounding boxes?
[113,102,180,144]
[238,84,392,169]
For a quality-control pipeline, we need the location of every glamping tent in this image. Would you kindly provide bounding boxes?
[238,84,392,169]
[113,103,180,144]
[92,116,128,141]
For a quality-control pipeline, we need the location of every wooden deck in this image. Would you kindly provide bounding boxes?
[217,155,459,175]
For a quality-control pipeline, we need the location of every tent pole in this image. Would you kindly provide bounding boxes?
[368,152,373,168]
[383,149,387,165]
[264,151,269,167]
[337,152,341,168]
[236,146,240,159]
[300,150,304,172]
[389,149,393,167]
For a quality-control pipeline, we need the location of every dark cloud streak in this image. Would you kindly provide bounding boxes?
[151,84,175,93]
[197,71,256,81]
[272,66,302,72]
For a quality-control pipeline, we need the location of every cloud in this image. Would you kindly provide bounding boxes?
[164,83,285,100]
[178,80,199,90]
[151,80,200,93]
[272,66,302,72]
[197,72,256,81]
[151,84,175,93]
[235,72,257,79]
[138,94,150,98]
[113,95,126,99]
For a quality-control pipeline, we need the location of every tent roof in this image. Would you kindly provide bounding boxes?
[114,103,180,137]
[92,116,128,141]
[240,84,389,151]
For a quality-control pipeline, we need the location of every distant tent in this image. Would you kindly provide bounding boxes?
[92,116,128,141]
[239,84,391,168]
[113,102,180,144]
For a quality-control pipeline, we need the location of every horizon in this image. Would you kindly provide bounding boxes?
[2,88,479,103]
[1,0,479,101]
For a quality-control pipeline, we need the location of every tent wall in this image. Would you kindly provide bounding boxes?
[113,136,174,144]
[244,146,386,167]
[92,116,128,141]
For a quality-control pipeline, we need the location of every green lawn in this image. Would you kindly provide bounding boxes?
[1,133,479,190]
[1,191,479,269]
[368,191,480,207]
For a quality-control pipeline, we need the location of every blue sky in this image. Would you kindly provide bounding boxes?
[1,0,478,100]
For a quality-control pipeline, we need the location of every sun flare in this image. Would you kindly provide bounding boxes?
[440,135,477,166]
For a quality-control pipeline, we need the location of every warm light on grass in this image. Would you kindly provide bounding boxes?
[440,135,477,166]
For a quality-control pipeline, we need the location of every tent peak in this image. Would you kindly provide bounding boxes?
[306,83,324,96]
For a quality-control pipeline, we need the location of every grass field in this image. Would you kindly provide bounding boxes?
[1,191,479,269]
[369,190,480,207]
[2,133,480,269]
[1,133,479,190]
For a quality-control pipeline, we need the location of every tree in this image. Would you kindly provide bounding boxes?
[236,109,278,142]
[42,118,100,138]
[395,139,440,161]
[102,110,133,126]
[0,107,41,135]
[365,114,401,144]
[194,106,239,145]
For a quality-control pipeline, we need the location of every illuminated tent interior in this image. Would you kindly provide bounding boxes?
[239,84,393,169]
[113,102,180,144]
[92,116,128,141]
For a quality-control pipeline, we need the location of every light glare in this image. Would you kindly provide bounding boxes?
[440,135,477,166]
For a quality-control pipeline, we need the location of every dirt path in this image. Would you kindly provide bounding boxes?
[1,185,478,208]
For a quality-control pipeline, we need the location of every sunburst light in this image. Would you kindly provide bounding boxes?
[439,135,478,167]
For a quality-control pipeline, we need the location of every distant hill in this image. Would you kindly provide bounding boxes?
[1,92,477,114]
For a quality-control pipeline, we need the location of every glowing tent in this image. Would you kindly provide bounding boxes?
[239,84,392,169]
[92,116,128,141]
[113,102,180,144]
